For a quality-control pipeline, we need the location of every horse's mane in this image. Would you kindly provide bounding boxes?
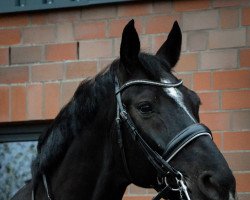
[31,60,118,181]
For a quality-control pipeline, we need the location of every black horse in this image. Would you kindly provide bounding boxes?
[12,20,236,200]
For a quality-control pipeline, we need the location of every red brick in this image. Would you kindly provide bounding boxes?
[238,194,250,200]
[123,197,152,200]
[201,50,237,70]
[222,90,250,110]
[193,72,212,91]
[47,9,80,23]
[98,58,113,72]
[175,73,193,89]
[31,63,64,82]
[0,14,29,27]
[224,132,250,151]
[66,61,97,79]
[0,48,9,65]
[0,66,29,84]
[187,31,208,51]
[181,30,187,51]
[79,40,112,59]
[109,19,143,38]
[242,7,250,26]
[209,29,246,49]
[175,53,198,72]
[61,81,79,106]
[117,2,152,17]
[129,185,147,195]
[45,43,77,62]
[0,86,9,122]
[56,23,74,42]
[152,34,168,54]
[224,152,250,171]
[247,27,250,46]
[0,29,21,46]
[138,35,151,53]
[10,86,26,121]
[27,84,43,120]
[146,15,180,34]
[235,173,250,192]
[173,0,210,12]
[213,0,243,7]
[11,46,43,64]
[74,21,106,40]
[23,26,56,44]
[240,48,250,67]
[220,8,239,29]
[183,10,218,31]
[198,92,220,111]
[44,83,60,119]
[30,13,47,25]
[200,112,231,131]
[231,111,250,131]
[147,188,157,195]
[81,5,116,20]
[152,1,172,13]
[213,70,250,90]
[212,132,222,149]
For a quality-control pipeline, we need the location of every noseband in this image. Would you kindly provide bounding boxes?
[115,76,212,200]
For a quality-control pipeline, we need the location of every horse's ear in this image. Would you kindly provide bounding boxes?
[156,21,182,68]
[120,19,140,72]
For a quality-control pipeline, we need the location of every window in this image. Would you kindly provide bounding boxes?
[0,120,51,199]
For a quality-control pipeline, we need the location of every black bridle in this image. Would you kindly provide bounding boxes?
[115,76,212,200]
[34,76,212,200]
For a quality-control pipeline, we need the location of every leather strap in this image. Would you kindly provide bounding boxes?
[116,79,183,94]
[163,124,212,162]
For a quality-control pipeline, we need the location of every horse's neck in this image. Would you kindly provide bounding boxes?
[45,128,128,200]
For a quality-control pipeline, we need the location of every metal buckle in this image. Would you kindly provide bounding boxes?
[176,172,191,200]
[164,176,180,192]
[158,172,191,200]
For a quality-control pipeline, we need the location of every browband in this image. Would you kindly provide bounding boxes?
[116,79,183,94]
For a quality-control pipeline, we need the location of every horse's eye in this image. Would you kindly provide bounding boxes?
[137,102,153,114]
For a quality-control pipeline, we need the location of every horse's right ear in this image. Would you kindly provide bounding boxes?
[156,21,182,69]
[120,19,140,72]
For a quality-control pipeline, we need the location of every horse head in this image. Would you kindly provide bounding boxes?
[115,20,236,200]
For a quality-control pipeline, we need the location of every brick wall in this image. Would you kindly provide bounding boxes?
[0,0,250,199]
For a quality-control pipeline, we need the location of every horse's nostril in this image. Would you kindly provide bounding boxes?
[198,171,235,200]
[198,171,224,200]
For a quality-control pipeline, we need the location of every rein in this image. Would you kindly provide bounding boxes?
[114,76,212,200]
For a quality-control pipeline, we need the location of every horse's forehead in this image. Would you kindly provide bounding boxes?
[161,76,196,122]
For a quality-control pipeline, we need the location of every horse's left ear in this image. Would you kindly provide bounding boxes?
[156,21,182,68]
[120,19,140,72]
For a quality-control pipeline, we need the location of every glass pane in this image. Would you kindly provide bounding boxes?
[0,141,37,200]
